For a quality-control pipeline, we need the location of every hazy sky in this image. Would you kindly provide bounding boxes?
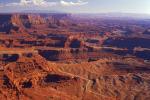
[0,0,150,14]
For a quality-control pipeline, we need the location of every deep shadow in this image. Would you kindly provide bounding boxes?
[69,39,81,48]
[44,74,70,83]
[22,81,32,88]
[38,50,59,61]
[3,54,19,62]
[3,75,12,88]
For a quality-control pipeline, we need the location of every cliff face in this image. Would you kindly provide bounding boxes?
[0,54,83,100]
[0,13,70,34]
[0,52,150,100]
[0,14,15,33]
[0,14,26,34]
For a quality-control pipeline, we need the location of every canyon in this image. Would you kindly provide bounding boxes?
[0,13,150,100]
